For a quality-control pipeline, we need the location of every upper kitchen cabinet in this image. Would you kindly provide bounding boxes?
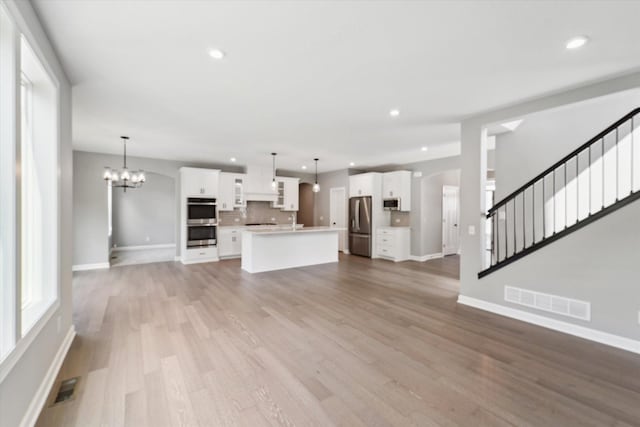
[272,177,299,211]
[282,177,299,211]
[219,172,246,211]
[382,171,412,211]
[180,167,220,197]
[349,172,381,197]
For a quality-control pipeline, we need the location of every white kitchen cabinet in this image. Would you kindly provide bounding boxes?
[349,173,375,197]
[382,170,412,211]
[218,227,243,258]
[219,172,246,211]
[272,179,286,208]
[182,246,218,264]
[376,227,410,261]
[272,177,299,211]
[282,178,299,211]
[181,167,220,197]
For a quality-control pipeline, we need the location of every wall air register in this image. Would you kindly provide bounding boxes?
[51,377,80,406]
[504,286,591,321]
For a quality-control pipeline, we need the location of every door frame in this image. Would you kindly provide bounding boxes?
[442,185,460,256]
[330,187,347,253]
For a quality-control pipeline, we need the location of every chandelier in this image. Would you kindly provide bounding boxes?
[103,136,145,191]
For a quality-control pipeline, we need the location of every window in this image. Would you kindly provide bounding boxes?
[19,36,58,335]
[0,4,60,366]
[0,4,17,361]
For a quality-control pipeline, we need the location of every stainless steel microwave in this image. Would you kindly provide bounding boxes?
[383,198,401,211]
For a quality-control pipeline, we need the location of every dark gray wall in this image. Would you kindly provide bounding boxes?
[112,172,175,247]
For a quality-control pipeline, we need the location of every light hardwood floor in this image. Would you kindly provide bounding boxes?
[37,254,640,426]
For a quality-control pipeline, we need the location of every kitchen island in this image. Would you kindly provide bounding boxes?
[241,226,342,273]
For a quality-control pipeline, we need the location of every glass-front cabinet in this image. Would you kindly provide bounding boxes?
[272,177,299,211]
[272,179,286,208]
[233,176,245,207]
[219,172,246,211]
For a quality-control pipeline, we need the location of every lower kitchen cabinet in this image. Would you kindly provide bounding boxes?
[218,227,243,258]
[376,227,410,262]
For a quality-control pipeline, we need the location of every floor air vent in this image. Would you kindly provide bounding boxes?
[51,377,79,406]
[504,286,591,321]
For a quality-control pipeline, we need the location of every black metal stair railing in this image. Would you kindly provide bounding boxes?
[479,108,640,278]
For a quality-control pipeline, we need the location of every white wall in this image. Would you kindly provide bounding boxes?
[0,1,73,426]
[460,71,640,346]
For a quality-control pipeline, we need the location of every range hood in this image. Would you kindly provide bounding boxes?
[244,165,277,202]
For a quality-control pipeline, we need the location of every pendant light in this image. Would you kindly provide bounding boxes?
[103,136,145,192]
[312,158,320,193]
[271,152,277,190]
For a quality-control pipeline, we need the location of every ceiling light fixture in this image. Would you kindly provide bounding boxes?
[349,162,355,167]
[230,157,237,162]
[312,158,320,193]
[301,165,307,170]
[103,136,145,192]
[566,36,589,50]
[271,153,277,190]
[208,48,226,59]
[421,146,428,152]
[389,109,400,117]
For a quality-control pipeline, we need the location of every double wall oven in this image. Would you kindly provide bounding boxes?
[187,197,217,248]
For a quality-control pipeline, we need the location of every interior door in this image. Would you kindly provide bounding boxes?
[330,187,346,252]
[442,185,460,256]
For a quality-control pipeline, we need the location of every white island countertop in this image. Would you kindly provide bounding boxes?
[241,226,344,273]
[243,226,345,235]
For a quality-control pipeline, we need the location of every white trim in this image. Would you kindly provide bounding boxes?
[457,295,640,355]
[19,324,75,427]
[112,243,175,252]
[0,300,59,383]
[174,256,181,262]
[342,249,350,255]
[409,252,443,262]
[71,262,109,272]
[180,258,219,265]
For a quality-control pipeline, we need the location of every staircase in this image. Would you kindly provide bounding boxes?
[479,108,640,278]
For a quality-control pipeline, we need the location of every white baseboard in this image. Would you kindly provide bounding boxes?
[174,256,181,262]
[180,258,219,265]
[409,252,443,262]
[112,243,175,252]
[342,249,350,255]
[19,325,76,427]
[72,262,110,272]
[457,295,640,355]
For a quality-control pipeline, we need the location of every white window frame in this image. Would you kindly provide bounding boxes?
[0,2,61,383]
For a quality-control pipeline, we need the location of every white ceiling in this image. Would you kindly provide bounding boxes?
[33,0,640,172]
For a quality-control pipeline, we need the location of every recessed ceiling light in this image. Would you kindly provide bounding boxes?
[349,162,355,166]
[208,48,226,59]
[389,109,400,117]
[566,36,589,50]
[230,157,236,162]
[421,146,428,152]
[301,165,307,170]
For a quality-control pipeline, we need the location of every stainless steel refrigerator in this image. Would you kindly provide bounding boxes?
[349,196,372,257]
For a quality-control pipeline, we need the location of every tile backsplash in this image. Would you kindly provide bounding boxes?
[218,201,296,226]
[390,211,411,227]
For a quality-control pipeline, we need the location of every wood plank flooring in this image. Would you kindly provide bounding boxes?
[36,254,640,426]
